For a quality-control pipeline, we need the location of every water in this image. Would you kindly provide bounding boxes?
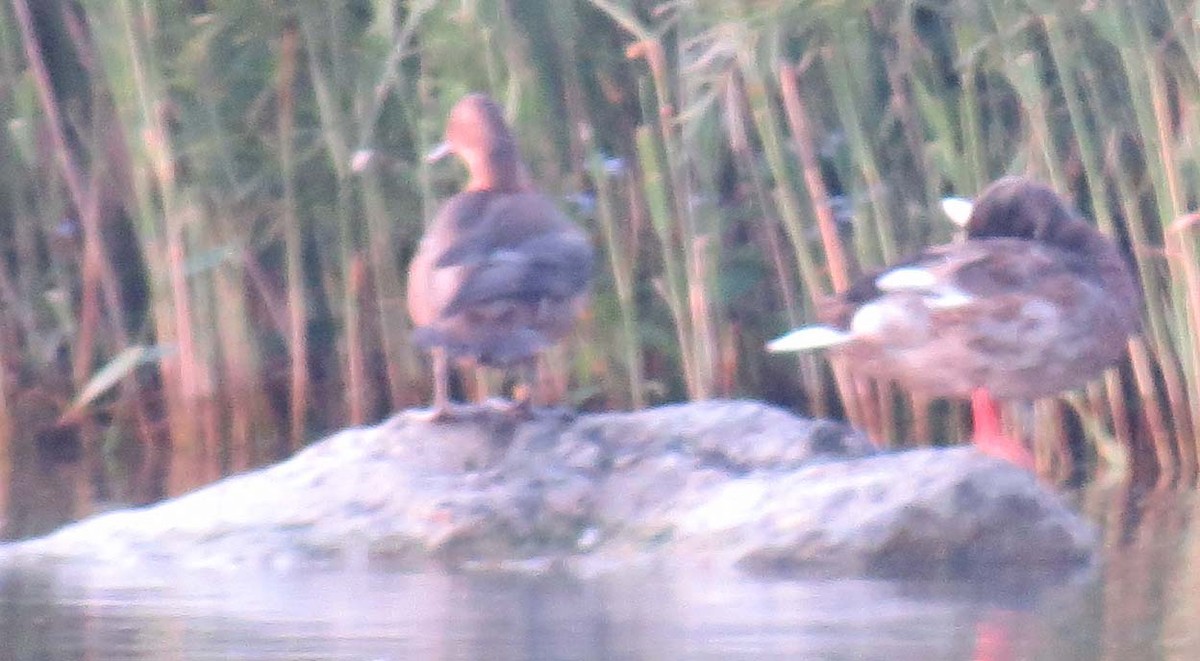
[0,483,1197,660]
[0,565,1077,660]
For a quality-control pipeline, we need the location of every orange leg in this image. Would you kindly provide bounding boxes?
[970,388,1035,470]
[973,609,1027,661]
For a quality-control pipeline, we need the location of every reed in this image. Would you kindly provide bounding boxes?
[276,18,308,448]
[587,141,646,408]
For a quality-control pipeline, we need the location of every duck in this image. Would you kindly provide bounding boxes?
[406,93,594,421]
[768,176,1141,466]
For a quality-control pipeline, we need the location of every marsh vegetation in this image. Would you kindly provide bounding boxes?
[0,1,1198,532]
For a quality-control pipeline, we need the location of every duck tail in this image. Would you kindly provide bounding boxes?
[766,325,852,353]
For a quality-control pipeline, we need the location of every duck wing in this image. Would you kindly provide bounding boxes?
[820,238,1100,328]
[434,193,593,317]
[907,239,1094,297]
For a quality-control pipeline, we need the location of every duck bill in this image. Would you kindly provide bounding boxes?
[425,141,452,163]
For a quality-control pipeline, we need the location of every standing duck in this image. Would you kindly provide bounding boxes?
[768,176,1141,466]
[407,93,593,421]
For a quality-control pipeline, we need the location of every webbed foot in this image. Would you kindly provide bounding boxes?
[481,396,534,420]
[480,397,576,422]
[396,403,479,424]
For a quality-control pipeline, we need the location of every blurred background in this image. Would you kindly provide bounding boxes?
[0,0,1197,538]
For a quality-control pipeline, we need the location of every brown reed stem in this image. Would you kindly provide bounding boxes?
[777,63,850,294]
[724,70,800,326]
[278,21,308,447]
[346,254,368,424]
[776,60,869,431]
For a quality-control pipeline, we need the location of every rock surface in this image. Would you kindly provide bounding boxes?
[0,400,1095,577]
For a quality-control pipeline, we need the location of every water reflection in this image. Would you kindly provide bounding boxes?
[1082,483,1199,661]
[1,564,1083,661]
[0,405,262,543]
[0,478,1197,659]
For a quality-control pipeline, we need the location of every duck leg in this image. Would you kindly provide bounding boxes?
[516,356,539,413]
[405,347,470,422]
[483,357,537,419]
[972,609,1026,661]
[970,388,1035,469]
[472,367,490,403]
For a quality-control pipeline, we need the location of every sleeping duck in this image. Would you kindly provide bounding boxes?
[407,93,594,421]
[768,176,1141,466]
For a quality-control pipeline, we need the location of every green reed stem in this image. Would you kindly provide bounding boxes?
[589,149,645,409]
[824,20,898,265]
[635,123,697,396]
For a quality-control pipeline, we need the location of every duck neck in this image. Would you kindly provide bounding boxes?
[1061,223,1141,330]
[465,143,530,193]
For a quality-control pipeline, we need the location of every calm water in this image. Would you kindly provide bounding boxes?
[0,482,1197,660]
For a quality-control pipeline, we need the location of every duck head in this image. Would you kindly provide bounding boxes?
[945,175,1142,334]
[427,93,529,192]
[949,176,1094,253]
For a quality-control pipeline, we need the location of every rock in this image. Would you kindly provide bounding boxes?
[0,400,1095,577]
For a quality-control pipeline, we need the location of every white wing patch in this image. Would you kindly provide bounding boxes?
[766,326,851,352]
[876,267,974,310]
[876,267,938,291]
[849,302,891,336]
[941,197,974,227]
[926,289,974,309]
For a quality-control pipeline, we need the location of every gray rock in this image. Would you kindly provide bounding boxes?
[0,400,1094,577]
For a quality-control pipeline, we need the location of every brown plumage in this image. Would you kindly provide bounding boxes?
[768,176,1141,464]
[407,93,593,419]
